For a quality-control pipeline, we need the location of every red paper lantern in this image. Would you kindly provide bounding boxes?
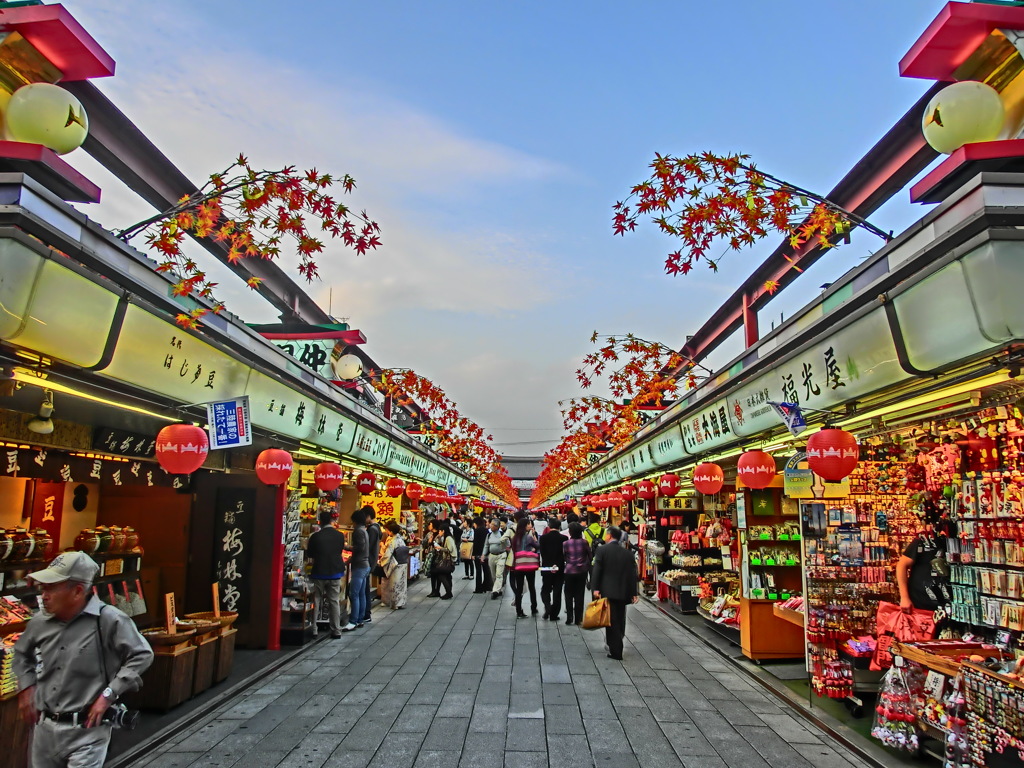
[155,423,209,475]
[806,428,860,481]
[424,487,438,503]
[621,485,637,502]
[255,448,293,485]
[737,450,776,489]
[405,482,423,501]
[609,491,623,507]
[637,480,656,500]
[356,471,376,494]
[692,462,724,495]
[314,462,343,491]
[386,477,406,497]
[659,473,681,497]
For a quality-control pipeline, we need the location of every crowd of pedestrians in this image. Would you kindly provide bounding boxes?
[304,504,640,659]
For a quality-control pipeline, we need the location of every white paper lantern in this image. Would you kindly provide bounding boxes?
[332,353,363,380]
[4,83,89,154]
[922,81,1005,155]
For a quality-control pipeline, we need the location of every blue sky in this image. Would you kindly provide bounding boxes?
[66,0,944,455]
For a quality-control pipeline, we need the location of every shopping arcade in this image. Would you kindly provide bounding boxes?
[0,170,478,642]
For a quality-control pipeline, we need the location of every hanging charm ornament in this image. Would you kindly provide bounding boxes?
[155,423,209,475]
[692,462,724,495]
[737,450,777,489]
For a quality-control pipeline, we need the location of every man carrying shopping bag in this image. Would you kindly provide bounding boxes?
[590,526,638,660]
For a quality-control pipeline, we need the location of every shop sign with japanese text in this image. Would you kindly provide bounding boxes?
[729,311,905,438]
[92,428,156,459]
[679,400,734,455]
[100,306,249,403]
[1,446,189,489]
[350,425,391,465]
[651,424,687,467]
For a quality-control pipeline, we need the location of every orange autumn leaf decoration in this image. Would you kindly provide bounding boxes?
[612,152,890,295]
[118,155,381,328]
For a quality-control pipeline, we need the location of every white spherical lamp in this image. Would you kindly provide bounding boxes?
[332,353,363,380]
[922,81,1005,155]
[4,83,89,155]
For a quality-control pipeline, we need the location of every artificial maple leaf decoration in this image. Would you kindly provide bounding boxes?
[118,156,381,328]
[613,152,890,290]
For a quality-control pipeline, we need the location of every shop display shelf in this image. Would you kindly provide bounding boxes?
[772,604,805,628]
[0,559,47,572]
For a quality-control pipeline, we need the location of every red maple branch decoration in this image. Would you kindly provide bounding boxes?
[533,331,714,505]
[368,368,510,499]
[118,154,381,328]
[613,152,890,294]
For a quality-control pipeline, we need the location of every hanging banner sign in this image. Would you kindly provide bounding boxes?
[784,467,814,498]
[207,396,252,450]
[769,401,807,437]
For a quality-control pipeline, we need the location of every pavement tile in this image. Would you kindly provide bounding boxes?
[413,751,462,768]
[421,717,471,751]
[124,578,877,768]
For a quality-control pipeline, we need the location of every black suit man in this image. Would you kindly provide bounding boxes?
[590,526,639,660]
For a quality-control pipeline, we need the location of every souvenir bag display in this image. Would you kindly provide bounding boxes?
[871,600,937,670]
[871,664,924,752]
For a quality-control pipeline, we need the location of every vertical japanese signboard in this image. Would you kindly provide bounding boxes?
[30,481,65,548]
[213,488,255,616]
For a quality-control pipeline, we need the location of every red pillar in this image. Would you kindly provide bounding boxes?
[742,293,759,349]
[266,483,287,650]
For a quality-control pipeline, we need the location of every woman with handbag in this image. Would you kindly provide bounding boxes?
[562,522,592,626]
[430,519,458,600]
[510,519,539,618]
[379,521,408,609]
[459,519,475,580]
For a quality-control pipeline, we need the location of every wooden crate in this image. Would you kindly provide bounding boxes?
[191,634,218,697]
[214,628,237,683]
[123,643,195,712]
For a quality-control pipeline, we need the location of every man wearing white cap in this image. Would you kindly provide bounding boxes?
[13,552,153,767]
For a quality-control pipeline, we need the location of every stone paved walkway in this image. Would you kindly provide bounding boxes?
[133,575,871,768]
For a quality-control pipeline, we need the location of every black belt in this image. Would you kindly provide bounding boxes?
[41,709,91,727]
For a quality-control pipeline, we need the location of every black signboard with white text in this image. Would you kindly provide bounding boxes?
[212,487,256,618]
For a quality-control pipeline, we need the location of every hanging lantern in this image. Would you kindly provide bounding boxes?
[5,83,89,155]
[255,448,293,485]
[692,462,724,495]
[331,353,363,381]
[737,450,777,489]
[922,81,1005,155]
[659,473,681,497]
[356,471,376,494]
[405,482,423,501]
[806,428,860,481]
[155,423,209,475]
[621,485,637,502]
[313,462,343,492]
[637,480,656,500]
[424,487,437,504]
[609,491,623,507]
[385,477,406,497]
